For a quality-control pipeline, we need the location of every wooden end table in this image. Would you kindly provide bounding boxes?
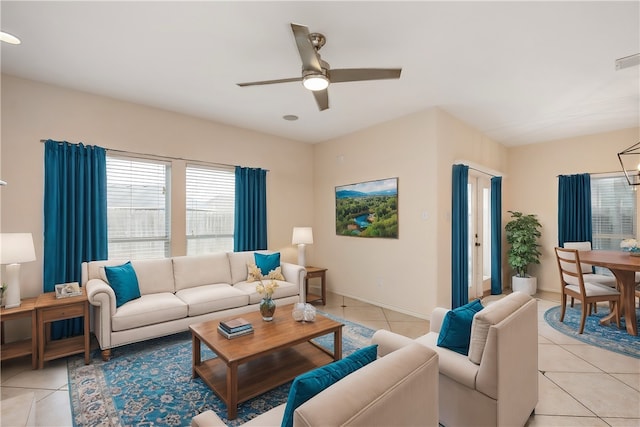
[1,297,38,369]
[190,305,343,420]
[35,288,90,369]
[305,266,327,305]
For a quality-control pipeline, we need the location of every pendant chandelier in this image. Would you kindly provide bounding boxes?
[617,142,640,186]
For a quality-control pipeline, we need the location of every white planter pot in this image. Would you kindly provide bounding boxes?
[512,275,537,296]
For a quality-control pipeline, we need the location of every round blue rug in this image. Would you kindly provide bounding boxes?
[544,303,640,359]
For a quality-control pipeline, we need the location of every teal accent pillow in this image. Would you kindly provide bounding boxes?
[281,345,378,427]
[254,252,280,276]
[104,261,141,308]
[437,299,483,355]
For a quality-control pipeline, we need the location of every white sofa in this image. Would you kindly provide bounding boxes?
[191,342,439,427]
[372,292,538,427]
[81,251,305,360]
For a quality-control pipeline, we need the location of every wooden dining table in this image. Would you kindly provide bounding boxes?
[579,250,639,336]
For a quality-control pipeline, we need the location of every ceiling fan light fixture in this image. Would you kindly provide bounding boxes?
[0,31,21,45]
[303,74,329,91]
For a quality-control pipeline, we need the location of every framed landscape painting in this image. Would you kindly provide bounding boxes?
[335,177,398,238]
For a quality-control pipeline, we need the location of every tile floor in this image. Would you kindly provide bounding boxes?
[1,291,639,426]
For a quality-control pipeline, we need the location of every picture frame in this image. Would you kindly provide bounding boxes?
[55,282,82,299]
[335,177,398,238]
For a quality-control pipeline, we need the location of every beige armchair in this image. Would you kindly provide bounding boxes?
[373,292,538,427]
[191,342,439,427]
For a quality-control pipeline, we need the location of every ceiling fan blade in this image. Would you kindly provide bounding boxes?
[237,77,301,87]
[291,23,322,72]
[330,68,402,83]
[313,89,329,111]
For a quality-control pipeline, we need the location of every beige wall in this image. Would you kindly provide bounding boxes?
[3,73,637,327]
[0,75,314,305]
[313,108,508,318]
[506,127,640,293]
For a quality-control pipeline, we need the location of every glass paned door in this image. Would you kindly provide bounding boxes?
[468,174,492,299]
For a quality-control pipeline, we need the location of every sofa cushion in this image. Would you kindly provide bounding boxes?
[468,291,532,364]
[246,263,263,282]
[247,262,286,283]
[175,284,249,316]
[172,253,232,291]
[417,332,479,389]
[228,251,256,284]
[255,252,281,275]
[281,345,378,427]
[104,262,141,308]
[111,292,187,331]
[131,258,175,295]
[233,279,299,304]
[437,299,483,355]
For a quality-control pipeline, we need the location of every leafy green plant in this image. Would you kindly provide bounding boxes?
[505,211,542,277]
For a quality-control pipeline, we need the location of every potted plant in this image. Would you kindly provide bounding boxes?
[505,211,542,295]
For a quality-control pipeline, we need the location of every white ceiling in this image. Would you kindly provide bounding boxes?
[1,1,638,146]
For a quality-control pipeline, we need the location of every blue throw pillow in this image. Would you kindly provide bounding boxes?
[104,261,141,308]
[281,345,378,427]
[254,252,280,276]
[437,299,483,356]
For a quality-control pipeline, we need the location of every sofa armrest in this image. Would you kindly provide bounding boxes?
[280,262,306,302]
[86,278,116,315]
[295,343,439,427]
[371,329,414,357]
[430,307,449,333]
[86,278,116,351]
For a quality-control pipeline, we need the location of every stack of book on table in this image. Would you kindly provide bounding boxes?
[218,317,253,339]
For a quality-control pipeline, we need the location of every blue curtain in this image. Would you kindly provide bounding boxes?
[490,176,502,295]
[558,173,592,247]
[44,140,108,339]
[451,164,469,308]
[234,166,267,251]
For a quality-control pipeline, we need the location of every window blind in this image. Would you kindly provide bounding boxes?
[591,175,636,251]
[106,156,171,259]
[186,164,235,255]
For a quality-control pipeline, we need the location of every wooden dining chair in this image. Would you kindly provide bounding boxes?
[554,247,621,334]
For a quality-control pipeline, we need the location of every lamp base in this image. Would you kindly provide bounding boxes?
[4,263,22,308]
[297,244,307,267]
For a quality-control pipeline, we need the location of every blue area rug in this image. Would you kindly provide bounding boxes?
[544,303,640,359]
[67,312,375,427]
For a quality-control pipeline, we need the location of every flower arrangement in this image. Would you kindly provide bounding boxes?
[256,280,279,299]
[620,238,639,252]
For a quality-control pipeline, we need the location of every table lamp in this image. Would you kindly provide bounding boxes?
[1,233,36,308]
[292,227,313,267]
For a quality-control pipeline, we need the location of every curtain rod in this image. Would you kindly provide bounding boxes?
[39,139,268,171]
[468,166,497,178]
[557,171,628,177]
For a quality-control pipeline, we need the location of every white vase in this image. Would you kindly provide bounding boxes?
[512,275,537,296]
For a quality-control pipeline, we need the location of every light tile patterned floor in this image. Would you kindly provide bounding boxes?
[1,291,638,426]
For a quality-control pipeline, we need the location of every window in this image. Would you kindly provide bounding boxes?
[591,174,636,251]
[186,164,235,255]
[106,156,171,259]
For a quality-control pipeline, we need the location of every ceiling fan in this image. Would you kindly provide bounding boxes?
[237,23,402,111]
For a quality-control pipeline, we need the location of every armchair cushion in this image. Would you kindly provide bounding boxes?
[437,299,483,355]
[104,261,141,308]
[281,344,378,427]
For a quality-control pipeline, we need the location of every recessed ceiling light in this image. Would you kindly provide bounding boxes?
[0,31,21,45]
[283,115,299,121]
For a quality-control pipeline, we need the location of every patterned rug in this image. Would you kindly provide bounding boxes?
[544,303,640,359]
[67,312,376,427]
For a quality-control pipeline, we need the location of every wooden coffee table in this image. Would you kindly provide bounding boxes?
[190,305,343,420]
